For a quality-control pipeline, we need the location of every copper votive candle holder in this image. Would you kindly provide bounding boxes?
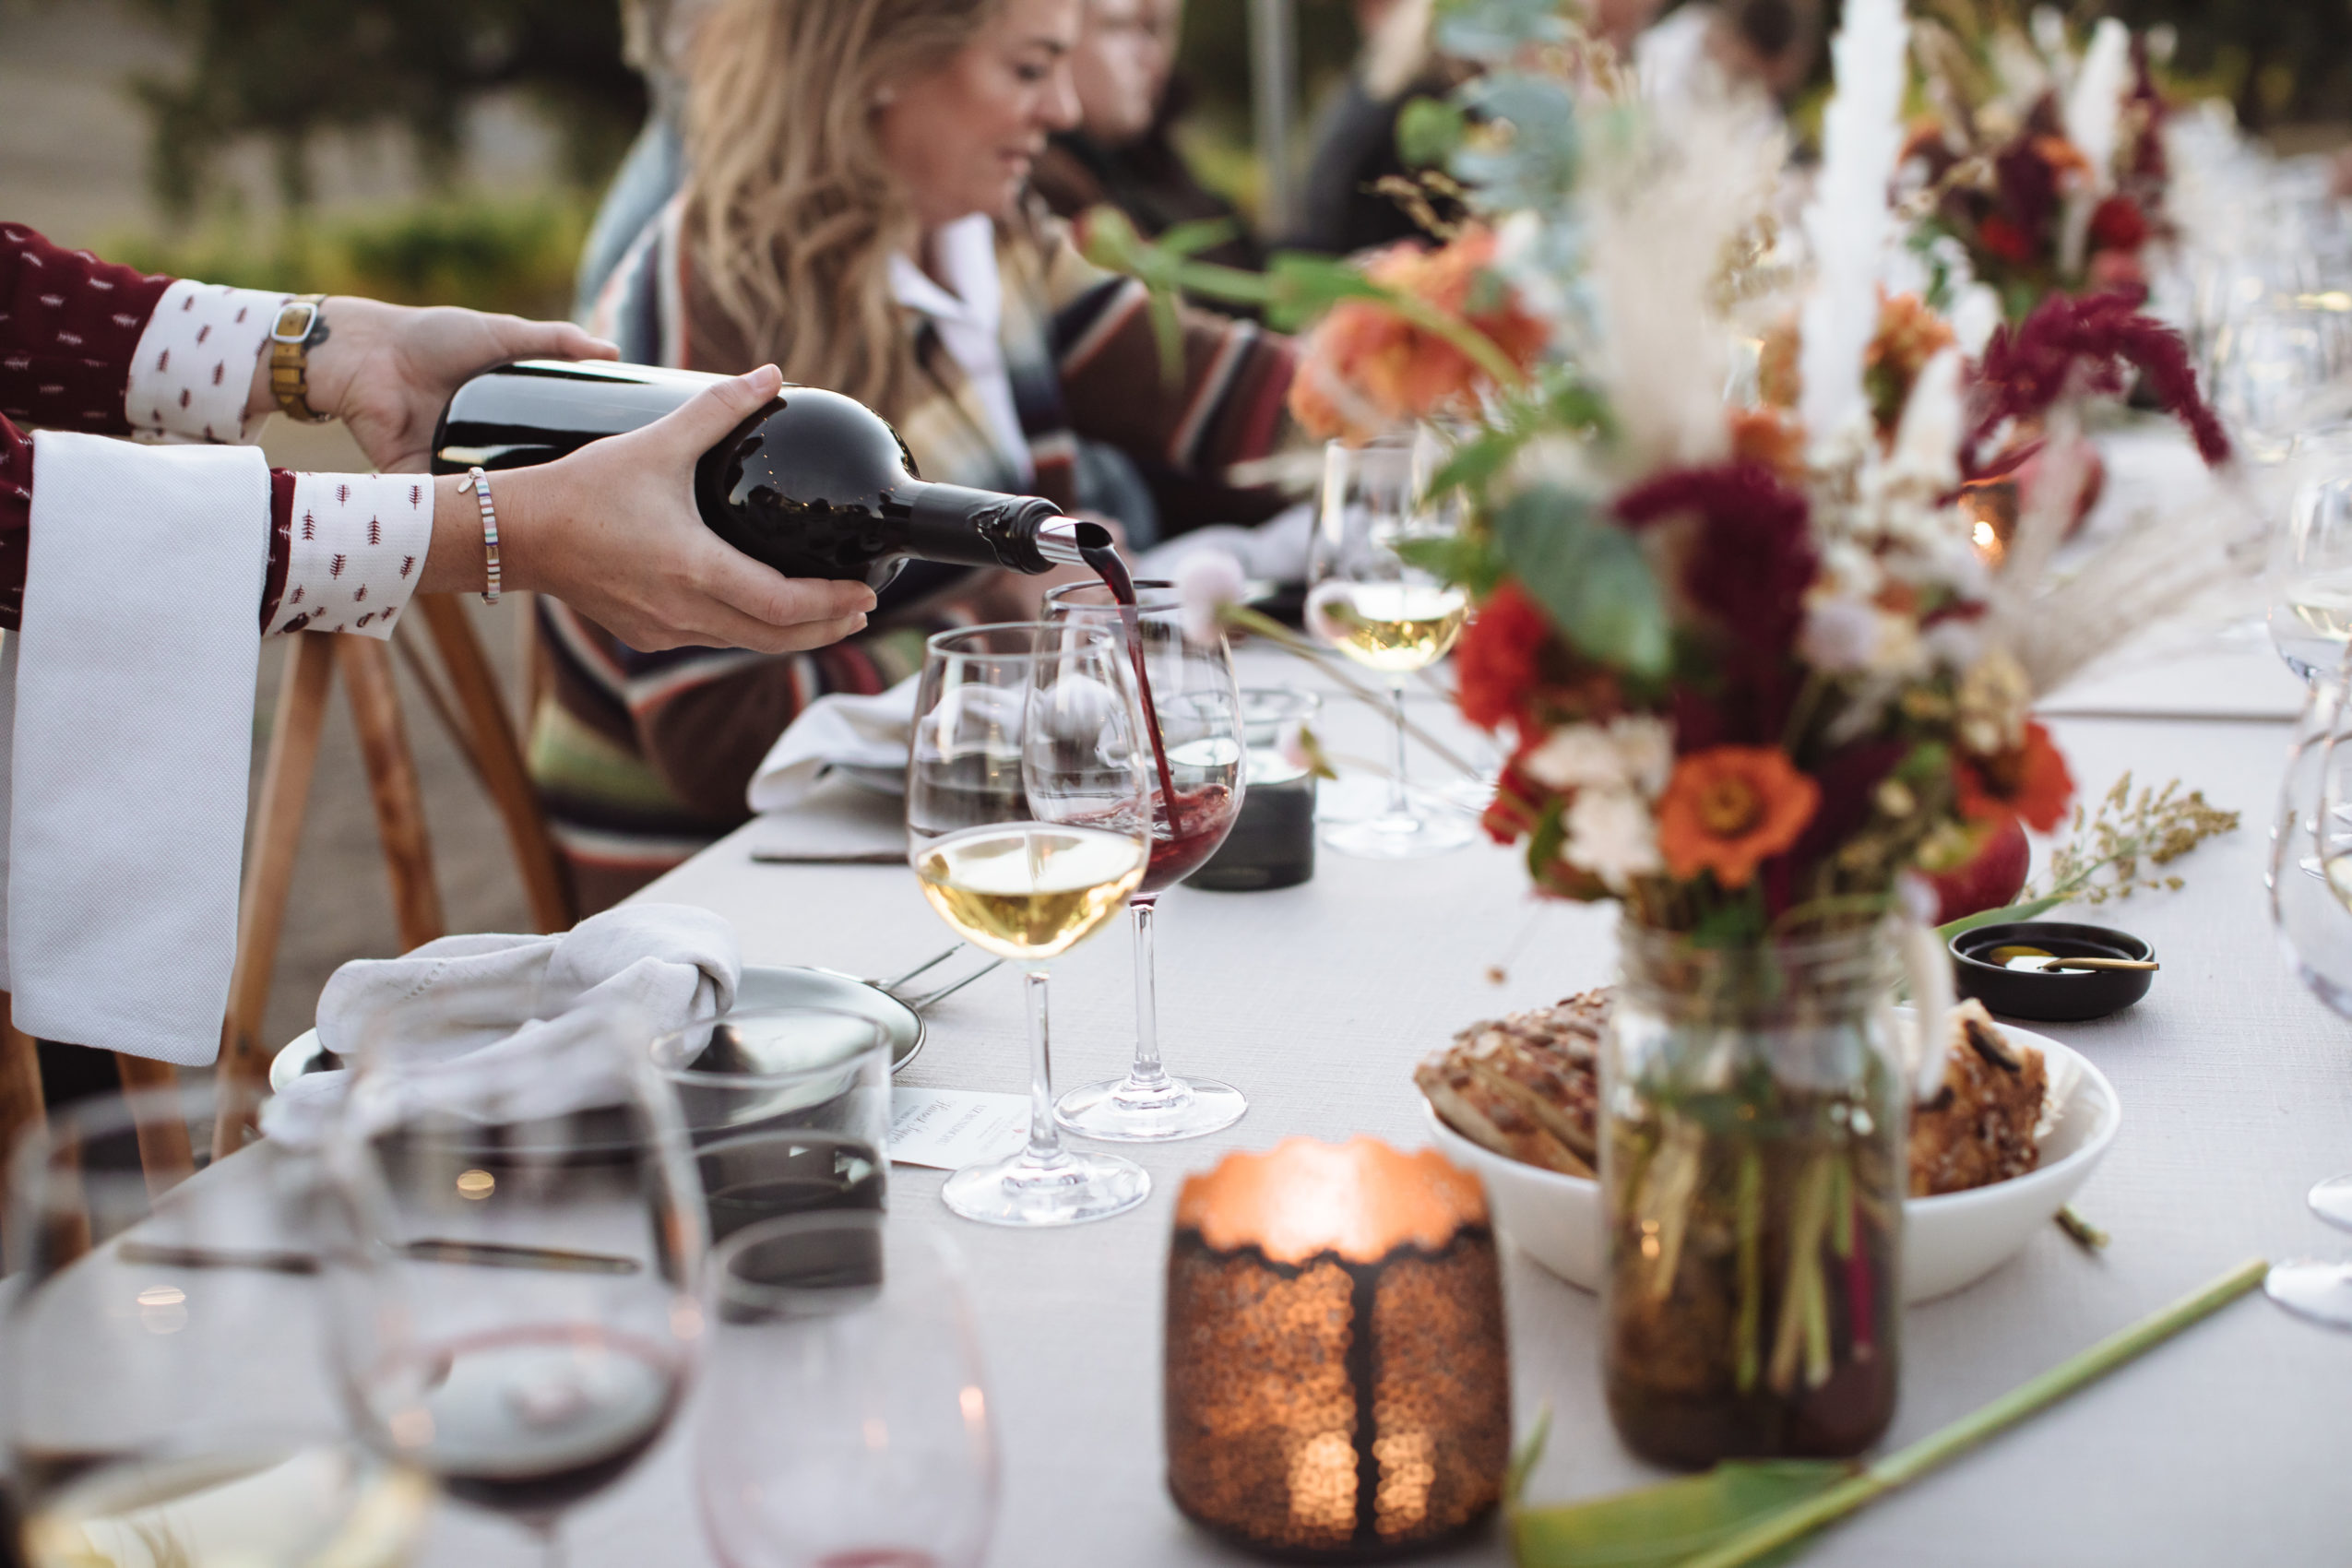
[1164,1136,1511,1561]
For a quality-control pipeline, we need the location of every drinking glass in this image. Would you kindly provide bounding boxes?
[1309,435,1475,858]
[1044,579,1248,1141]
[2269,468,2352,683]
[650,1005,893,1241]
[2207,304,2346,465]
[2264,654,2352,1326]
[3,1081,434,1567]
[695,1212,996,1568]
[318,1008,706,1566]
[909,623,1153,1225]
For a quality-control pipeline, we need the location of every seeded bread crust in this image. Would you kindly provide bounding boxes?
[1907,999,2049,1196]
[1415,991,1608,1178]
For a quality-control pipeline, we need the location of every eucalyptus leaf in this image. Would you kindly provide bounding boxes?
[1491,487,1670,676]
[1154,217,1241,259]
[1398,95,1469,169]
[1513,1462,1847,1568]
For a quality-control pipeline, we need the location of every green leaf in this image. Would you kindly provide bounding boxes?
[1396,534,1506,597]
[1153,217,1241,260]
[1935,892,2067,942]
[1513,1462,1848,1568]
[1397,96,1468,169]
[1491,487,1670,677]
[1262,253,1390,329]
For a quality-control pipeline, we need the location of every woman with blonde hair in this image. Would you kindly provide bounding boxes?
[545,0,1294,909]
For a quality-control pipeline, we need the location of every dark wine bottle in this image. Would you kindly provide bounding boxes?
[430,359,1108,592]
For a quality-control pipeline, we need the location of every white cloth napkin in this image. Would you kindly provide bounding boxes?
[0,433,269,1063]
[748,774,908,863]
[1134,500,1315,584]
[262,903,740,1144]
[747,676,919,813]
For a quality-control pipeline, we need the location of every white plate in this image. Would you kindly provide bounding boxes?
[267,964,926,1093]
[1422,1023,2120,1304]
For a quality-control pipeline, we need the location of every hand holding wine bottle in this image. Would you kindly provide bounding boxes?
[411,364,881,655]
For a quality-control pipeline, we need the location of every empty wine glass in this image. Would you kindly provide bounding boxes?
[695,1211,996,1568]
[2208,303,2348,465]
[318,1007,706,1566]
[1044,579,1248,1141]
[1310,435,1474,859]
[2264,651,2352,1326]
[909,623,1153,1225]
[2,1080,435,1567]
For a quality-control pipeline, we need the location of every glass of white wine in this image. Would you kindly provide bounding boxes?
[2,1080,434,1568]
[1309,434,1475,859]
[909,623,1154,1226]
[2268,447,2352,684]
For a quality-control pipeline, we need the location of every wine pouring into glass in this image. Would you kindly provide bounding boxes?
[1309,434,1476,859]
[1044,578,1247,1141]
[909,623,1156,1226]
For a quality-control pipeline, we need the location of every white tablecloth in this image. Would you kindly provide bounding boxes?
[411,641,2348,1567]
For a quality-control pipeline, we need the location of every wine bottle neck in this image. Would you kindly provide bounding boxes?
[903,482,1094,575]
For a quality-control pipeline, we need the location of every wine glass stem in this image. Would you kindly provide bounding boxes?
[1386,676,1412,818]
[1127,895,1168,1090]
[536,1521,566,1568]
[1022,966,1068,1166]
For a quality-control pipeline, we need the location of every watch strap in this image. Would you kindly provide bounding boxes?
[267,295,332,424]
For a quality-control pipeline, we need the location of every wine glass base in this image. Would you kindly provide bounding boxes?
[2264,1259,2352,1328]
[1055,1074,1247,1142]
[2308,1173,2352,1229]
[1321,810,1476,860]
[940,1147,1151,1227]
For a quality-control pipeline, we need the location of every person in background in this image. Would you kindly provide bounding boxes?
[1031,0,1289,532]
[576,0,724,320]
[1635,0,1822,117]
[0,220,871,1082]
[556,0,1297,909]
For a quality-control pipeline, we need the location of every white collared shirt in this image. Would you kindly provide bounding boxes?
[887,215,1034,485]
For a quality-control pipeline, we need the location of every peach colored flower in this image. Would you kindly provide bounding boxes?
[1656,746,1821,889]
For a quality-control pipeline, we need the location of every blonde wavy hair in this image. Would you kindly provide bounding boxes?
[683,0,1004,416]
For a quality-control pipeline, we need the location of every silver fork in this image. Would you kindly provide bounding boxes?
[870,944,1003,1011]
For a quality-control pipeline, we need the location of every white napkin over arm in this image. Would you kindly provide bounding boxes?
[0,432,269,1063]
[746,675,919,813]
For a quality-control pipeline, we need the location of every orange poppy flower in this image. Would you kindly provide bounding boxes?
[1656,746,1821,889]
[1957,719,2074,834]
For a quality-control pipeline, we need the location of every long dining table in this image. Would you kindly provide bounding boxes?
[406,619,2349,1567]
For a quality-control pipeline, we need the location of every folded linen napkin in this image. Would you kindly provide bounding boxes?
[748,773,909,863]
[747,676,919,813]
[1133,500,1313,584]
[261,902,740,1144]
[0,434,270,1064]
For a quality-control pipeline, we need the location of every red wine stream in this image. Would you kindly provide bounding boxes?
[1081,546,1229,892]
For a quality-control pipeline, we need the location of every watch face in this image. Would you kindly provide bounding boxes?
[272,302,317,342]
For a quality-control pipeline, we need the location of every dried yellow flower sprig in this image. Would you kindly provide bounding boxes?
[2033,772,2241,906]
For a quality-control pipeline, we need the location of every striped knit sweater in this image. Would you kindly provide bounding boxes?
[539,198,1294,909]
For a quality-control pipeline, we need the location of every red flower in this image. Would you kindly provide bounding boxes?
[1616,461,1816,655]
[1957,719,2074,833]
[1455,581,1551,732]
[1968,291,2230,469]
[1978,214,2037,267]
[2089,195,2148,255]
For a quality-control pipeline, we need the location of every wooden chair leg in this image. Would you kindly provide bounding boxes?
[0,994,46,1203]
[110,1053,194,1197]
[212,631,339,1155]
[416,595,574,933]
[339,636,445,953]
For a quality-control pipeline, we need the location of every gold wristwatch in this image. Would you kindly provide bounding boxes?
[267,295,333,423]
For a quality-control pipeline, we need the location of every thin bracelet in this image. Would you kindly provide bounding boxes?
[459,466,502,604]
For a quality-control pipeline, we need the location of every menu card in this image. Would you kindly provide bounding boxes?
[889,1087,1031,1170]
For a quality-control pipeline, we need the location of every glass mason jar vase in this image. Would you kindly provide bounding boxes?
[1601,921,1906,1467]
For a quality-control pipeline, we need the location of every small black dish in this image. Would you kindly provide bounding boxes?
[1951,920,2156,1023]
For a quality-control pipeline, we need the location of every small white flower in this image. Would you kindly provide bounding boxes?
[1799,595,1883,672]
[1563,789,1662,892]
[1922,617,1984,671]
[1523,725,1622,791]
[1895,870,1940,926]
[1173,550,1247,647]
[1887,349,1962,492]
[1608,716,1674,797]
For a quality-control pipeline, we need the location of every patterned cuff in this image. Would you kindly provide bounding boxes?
[268,472,432,638]
[123,279,288,445]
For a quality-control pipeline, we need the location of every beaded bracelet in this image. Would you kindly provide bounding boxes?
[459,466,502,604]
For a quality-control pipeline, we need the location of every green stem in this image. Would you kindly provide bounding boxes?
[1735,1147,1763,1395]
[1221,604,1487,781]
[1671,1258,2268,1568]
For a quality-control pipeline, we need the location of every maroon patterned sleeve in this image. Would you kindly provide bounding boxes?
[0,222,302,633]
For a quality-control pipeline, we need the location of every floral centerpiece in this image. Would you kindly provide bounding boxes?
[1100,0,2236,1476]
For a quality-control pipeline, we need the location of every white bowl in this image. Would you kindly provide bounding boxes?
[1421,1023,2120,1304]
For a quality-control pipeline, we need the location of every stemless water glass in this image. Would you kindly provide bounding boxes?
[650,1005,894,1242]
[1310,435,1475,858]
[2264,651,2352,1326]
[319,1008,707,1567]
[695,1212,997,1568]
[3,1081,434,1568]
[2268,448,2352,683]
[909,623,1153,1225]
[1044,579,1248,1141]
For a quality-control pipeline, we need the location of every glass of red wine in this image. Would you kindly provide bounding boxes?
[695,1211,997,1568]
[318,1006,707,1567]
[1044,579,1249,1141]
